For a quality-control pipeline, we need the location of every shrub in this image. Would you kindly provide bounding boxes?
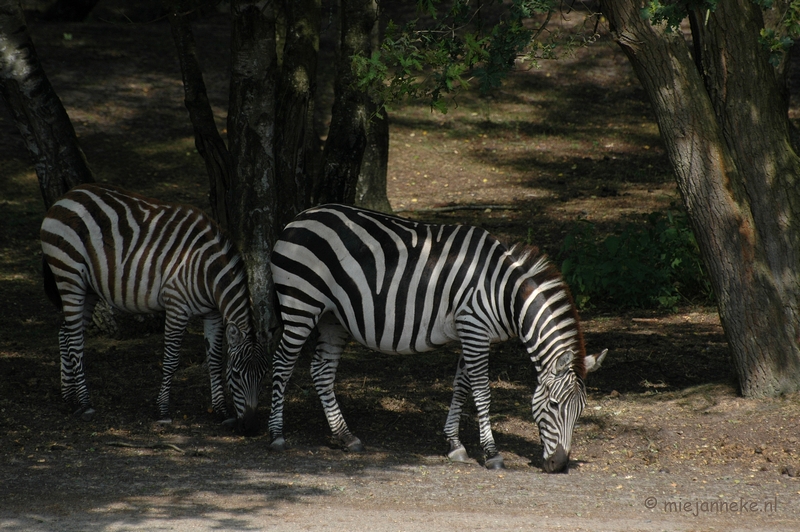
[558,209,713,310]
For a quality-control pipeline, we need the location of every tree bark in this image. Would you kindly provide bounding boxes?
[167,0,232,230]
[315,0,378,205]
[0,0,93,208]
[227,0,279,337]
[275,0,320,227]
[354,103,391,212]
[601,0,800,397]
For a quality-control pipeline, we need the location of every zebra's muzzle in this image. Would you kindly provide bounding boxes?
[236,406,260,436]
[543,444,569,473]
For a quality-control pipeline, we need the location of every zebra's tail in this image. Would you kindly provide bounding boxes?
[42,257,63,310]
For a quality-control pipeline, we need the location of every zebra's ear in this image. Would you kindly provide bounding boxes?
[554,349,574,376]
[584,349,608,373]
[226,323,246,349]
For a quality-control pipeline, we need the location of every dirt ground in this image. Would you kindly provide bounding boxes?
[1,4,799,531]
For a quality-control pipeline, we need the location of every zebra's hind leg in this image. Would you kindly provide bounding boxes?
[59,324,95,420]
[269,331,309,450]
[311,316,362,452]
[311,354,363,452]
[59,293,95,421]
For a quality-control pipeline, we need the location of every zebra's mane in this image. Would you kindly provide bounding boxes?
[508,244,588,379]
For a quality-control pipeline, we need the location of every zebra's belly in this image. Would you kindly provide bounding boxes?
[93,290,165,315]
[335,311,459,355]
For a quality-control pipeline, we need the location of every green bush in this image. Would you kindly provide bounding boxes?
[558,209,713,310]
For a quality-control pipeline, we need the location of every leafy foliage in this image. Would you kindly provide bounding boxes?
[758,1,800,65]
[642,0,800,67]
[641,0,717,30]
[558,209,713,310]
[353,0,594,112]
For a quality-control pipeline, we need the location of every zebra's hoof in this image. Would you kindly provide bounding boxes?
[447,445,470,463]
[157,418,172,425]
[221,417,237,429]
[484,454,505,470]
[270,437,287,451]
[346,441,364,453]
[333,434,364,453]
[77,407,95,421]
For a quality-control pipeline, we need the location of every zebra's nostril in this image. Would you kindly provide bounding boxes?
[543,444,569,473]
[238,406,260,436]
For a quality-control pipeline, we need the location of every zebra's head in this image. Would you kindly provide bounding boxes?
[531,347,607,473]
[225,323,268,435]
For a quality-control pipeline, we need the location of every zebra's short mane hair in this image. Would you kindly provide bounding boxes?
[508,244,588,379]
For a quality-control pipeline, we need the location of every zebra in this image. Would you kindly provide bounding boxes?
[268,203,607,472]
[40,183,266,433]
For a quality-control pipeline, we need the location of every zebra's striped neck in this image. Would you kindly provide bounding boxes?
[493,246,586,379]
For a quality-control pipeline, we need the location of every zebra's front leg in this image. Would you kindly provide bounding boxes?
[465,352,504,469]
[444,355,470,463]
[156,309,190,423]
[203,313,231,421]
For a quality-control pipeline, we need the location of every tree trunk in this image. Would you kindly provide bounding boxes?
[602,0,800,397]
[275,0,320,227]
[167,1,232,230]
[354,103,391,212]
[227,0,279,337]
[0,0,93,208]
[315,0,378,205]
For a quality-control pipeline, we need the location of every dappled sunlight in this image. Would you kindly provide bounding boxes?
[387,27,677,246]
[581,309,732,394]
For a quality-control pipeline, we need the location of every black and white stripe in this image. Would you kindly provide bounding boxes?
[268,204,606,471]
[40,184,265,432]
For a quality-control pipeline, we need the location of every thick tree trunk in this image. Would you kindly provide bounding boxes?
[315,0,378,205]
[275,0,320,227]
[602,0,800,397]
[0,0,93,208]
[167,1,231,230]
[227,0,279,337]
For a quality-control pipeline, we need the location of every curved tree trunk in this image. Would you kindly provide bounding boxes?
[167,0,232,231]
[0,0,93,208]
[602,0,800,397]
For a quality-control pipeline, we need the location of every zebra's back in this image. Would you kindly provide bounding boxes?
[41,183,223,316]
[271,203,511,354]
